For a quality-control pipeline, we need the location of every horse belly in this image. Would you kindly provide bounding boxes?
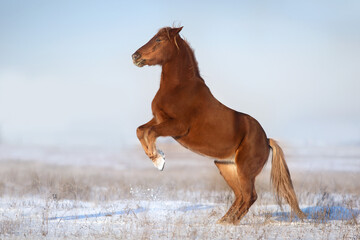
[175,125,240,160]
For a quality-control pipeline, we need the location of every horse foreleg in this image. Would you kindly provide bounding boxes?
[137,118,157,157]
[144,119,188,171]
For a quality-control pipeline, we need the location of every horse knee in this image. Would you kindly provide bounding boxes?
[147,126,158,142]
[136,126,144,140]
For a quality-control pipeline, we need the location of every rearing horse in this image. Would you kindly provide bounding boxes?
[132,26,305,224]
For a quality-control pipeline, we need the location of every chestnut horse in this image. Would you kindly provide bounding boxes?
[132,26,305,224]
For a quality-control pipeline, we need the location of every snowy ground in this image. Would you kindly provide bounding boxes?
[0,143,359,239]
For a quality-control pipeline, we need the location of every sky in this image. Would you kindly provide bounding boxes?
[0,0,359,147]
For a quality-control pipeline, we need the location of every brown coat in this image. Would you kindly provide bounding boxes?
[132,27,305,224]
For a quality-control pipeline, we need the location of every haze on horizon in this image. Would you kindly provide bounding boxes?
[0,1,359,147]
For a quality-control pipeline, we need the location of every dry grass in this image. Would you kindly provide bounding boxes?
[0,160,359,204]
[0,144,359,239]
[0,160,230,203]
[0,220,21,236]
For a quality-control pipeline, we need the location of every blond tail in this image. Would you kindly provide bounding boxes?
[269,138,306,219]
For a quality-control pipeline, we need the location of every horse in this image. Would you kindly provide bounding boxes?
[132,26,305,224]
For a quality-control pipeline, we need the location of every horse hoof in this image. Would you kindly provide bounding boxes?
[153,150,165,171]
[157,149,165,158]
[216,218,233,225]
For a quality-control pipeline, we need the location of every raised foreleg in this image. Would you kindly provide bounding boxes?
[137,118,188,170]
[137,118,156,154]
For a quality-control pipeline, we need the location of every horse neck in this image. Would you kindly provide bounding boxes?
[160,38,201,88]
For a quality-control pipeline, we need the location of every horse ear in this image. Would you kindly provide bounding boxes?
[169,26,183,37]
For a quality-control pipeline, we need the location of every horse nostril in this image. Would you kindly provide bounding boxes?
[132,52,141,61]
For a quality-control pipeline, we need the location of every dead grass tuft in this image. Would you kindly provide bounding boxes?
[0,219,21,236]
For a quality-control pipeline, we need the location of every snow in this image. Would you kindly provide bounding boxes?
[0,143,359,239]
[0,195,359,239]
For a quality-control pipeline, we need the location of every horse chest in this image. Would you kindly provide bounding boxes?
[151,89,193,119]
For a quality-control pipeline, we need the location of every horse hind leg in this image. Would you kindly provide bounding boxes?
[215,146,267,224]
[229,150,267,224]
[214,160,244,224]
[230,176,257,224]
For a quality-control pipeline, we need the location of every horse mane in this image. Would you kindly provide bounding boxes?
[161,27,202,80]
[181,38,202,80]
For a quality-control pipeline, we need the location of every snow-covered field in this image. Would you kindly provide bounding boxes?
[0,143,359,239]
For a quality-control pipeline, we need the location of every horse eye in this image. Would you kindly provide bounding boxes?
[156,38,161,42]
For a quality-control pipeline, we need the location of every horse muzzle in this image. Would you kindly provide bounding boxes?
[132,52,145,67]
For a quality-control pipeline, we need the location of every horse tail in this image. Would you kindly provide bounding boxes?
[268,138,306,219]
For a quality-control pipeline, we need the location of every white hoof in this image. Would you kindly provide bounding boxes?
[153,150,165,171]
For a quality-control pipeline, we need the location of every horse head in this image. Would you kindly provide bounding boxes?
[132,27,183,67]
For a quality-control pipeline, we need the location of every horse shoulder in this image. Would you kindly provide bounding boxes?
[150,82,202,122]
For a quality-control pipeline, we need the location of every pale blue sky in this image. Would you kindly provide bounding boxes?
[0,1,359,146]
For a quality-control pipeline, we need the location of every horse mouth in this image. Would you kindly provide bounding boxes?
[134,59,145,67]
